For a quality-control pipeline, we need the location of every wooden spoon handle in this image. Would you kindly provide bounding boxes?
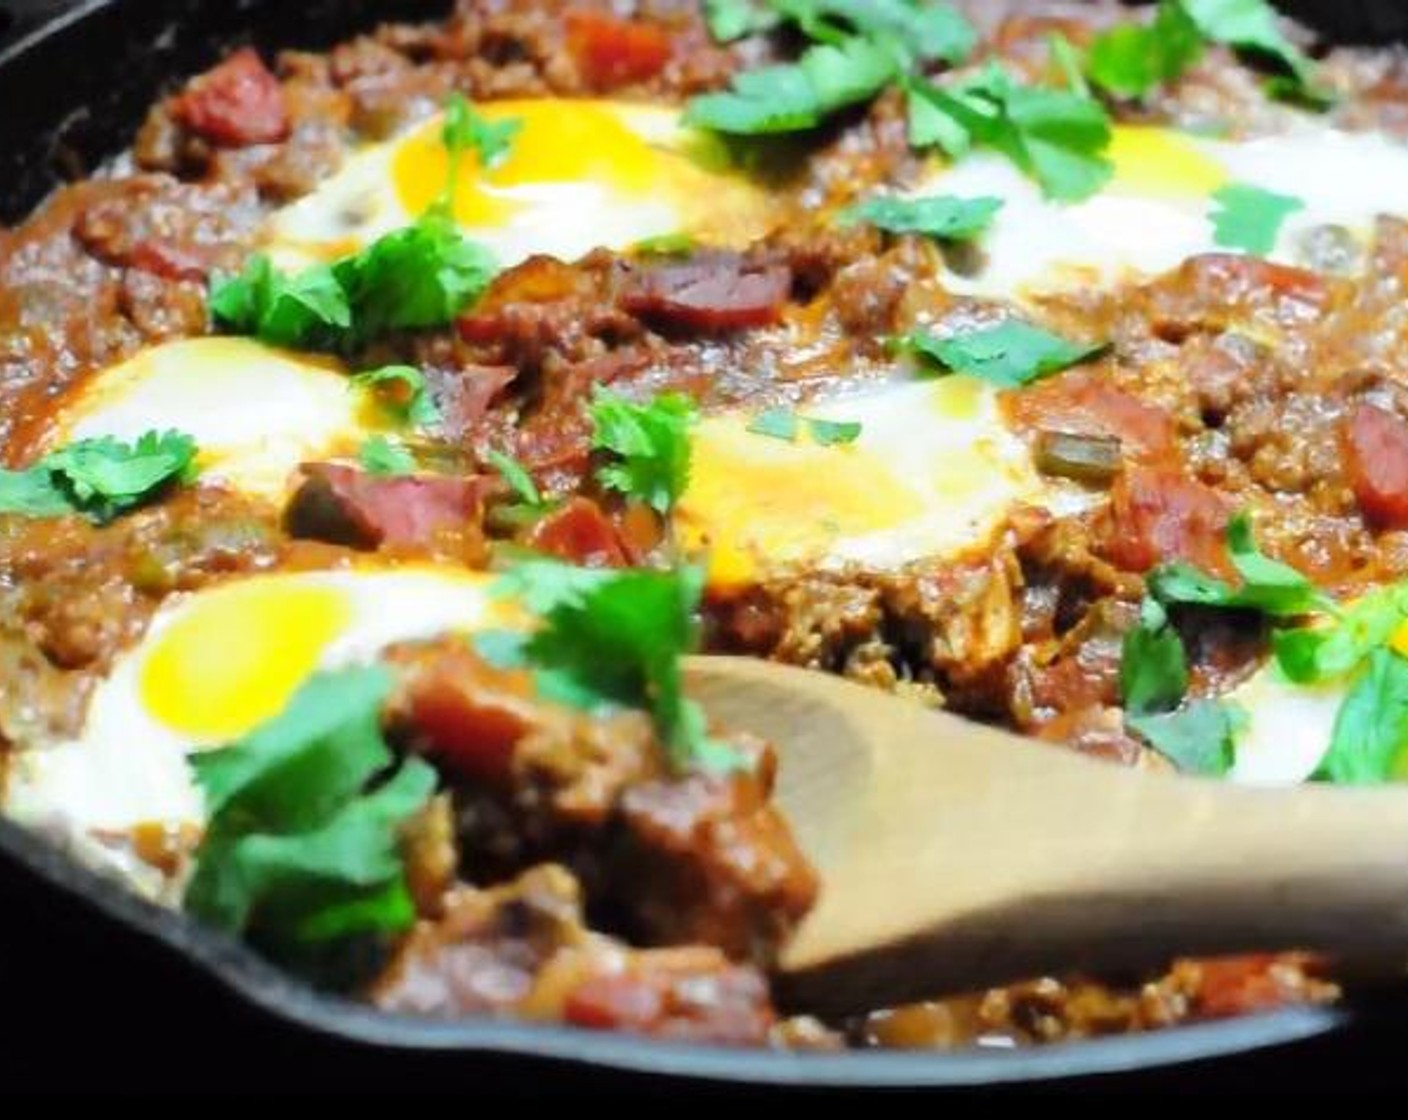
[687,657,1408,1017]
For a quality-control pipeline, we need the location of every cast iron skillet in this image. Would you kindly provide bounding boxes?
[0,0,1395,1088]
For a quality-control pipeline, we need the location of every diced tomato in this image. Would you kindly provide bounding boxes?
[1342,402,1408,529]
[565,10,673,89]
[1194,955,1294,1019]
[1007,368,1176,464]
[173,47,289,147]
[528,497,629,567]
[396,645,538,785]
[1106,465,1230,575]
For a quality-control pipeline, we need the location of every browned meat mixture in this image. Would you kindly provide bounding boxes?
[13,0,1408,1050]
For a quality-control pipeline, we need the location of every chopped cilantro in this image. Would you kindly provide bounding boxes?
[211,214,497,353]
[351,365,440,427]
[1120,598,1190,716]
[358,435,417,477]
[0,430,198,524]
[1148,513,1331,618]
[208,255,351,352]
[1128,699,1244,777]
[685,36,898,134]
[632,232,699,257]
[838,193,1002,241]
[1047,32,1091,98]
[1183,0,1319,92]
[489,561,745,774]
[747,407,862,445]
[485,449,543,507]
[1087,0,1204,99]
[1209,183,1306,256]
[901,320,1105,387]
[442,92,522,179]
[1274,583,1408,685]
[185,666,436,956]
[907,64,1114,201]
[588,387,697,514]
[1315,647,1408,785]
[703,0,780,41]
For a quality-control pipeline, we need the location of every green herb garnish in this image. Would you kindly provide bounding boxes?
[1128,699,1245,777]
[485,449,543,507]
[588,387,697,514]
[1315,647,1408,785]
[185,666,436,955]
[900,320,1105,387]
[0,430,198,524]
[1121,598,1190,716]
[358,435,417,477]
[1148,513,1330,618]
[485,561,745,774]
[838,193,1002,241]
[1209,183,1306,256]
[746,407,862,445]
[351,365,440,427]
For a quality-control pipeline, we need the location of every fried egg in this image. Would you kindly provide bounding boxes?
[265,99,779,271]
[921,123,1408,300]
[676,376,1100,589]
[2,567,513,861]
[41,337,388,501]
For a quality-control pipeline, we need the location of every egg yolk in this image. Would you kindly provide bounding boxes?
[391,98,777,247]
[139,578,352,742]
[678,419,925,588]
[1107,126,1228,199]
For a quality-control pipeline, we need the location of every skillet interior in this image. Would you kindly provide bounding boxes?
[0,0,1396,1087]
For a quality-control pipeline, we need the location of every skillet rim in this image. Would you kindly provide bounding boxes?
[0,0,1366,1086]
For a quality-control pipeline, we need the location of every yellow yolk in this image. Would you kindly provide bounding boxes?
[681,418,926,588]
[139,579,353,741]
[268,99,779,271]
[392,100,659,227]
[677,377,1098,589]
[1105,125,1228,198]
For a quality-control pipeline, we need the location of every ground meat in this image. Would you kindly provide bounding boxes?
[372,863,777,1044]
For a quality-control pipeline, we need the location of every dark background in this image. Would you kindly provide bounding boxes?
[5,0,1408,1095]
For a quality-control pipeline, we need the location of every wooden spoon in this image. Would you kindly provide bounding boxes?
[685,655,1408,1018]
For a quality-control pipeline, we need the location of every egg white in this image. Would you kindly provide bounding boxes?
[2,567,510,851]
[44,337,384,502]
[920,123,1408,301]
[264,98,779,272]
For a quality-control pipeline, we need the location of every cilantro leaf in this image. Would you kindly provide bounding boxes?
[589,387,697,514]
[1121,598,1190,716]
[485,449,542,507]
[358,435,417,477]
[1047,32,1091,98]
[901,321,1105,388]
[1128,699,1244,776]
[1183,0,1317,89]
[1275,583,1408,685]
[492,561,745,774]
[1315,647,1408,785]
[1210,183,1306,256]
[334,213,498,342]
[632,232,699,257]
[908,65,1114,201]
[685,36,897,134]
[442,92,522,175]
[747,408,862,445]
[0,430,199,524]
[213,216,497,353]
[1148,513,1331,618]
[704,0,780,41]
[839,193,1002,241]
[186,666,436,952]
[351,365,440,427]
[1087,0,1204,99]
[209,255,352,352]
